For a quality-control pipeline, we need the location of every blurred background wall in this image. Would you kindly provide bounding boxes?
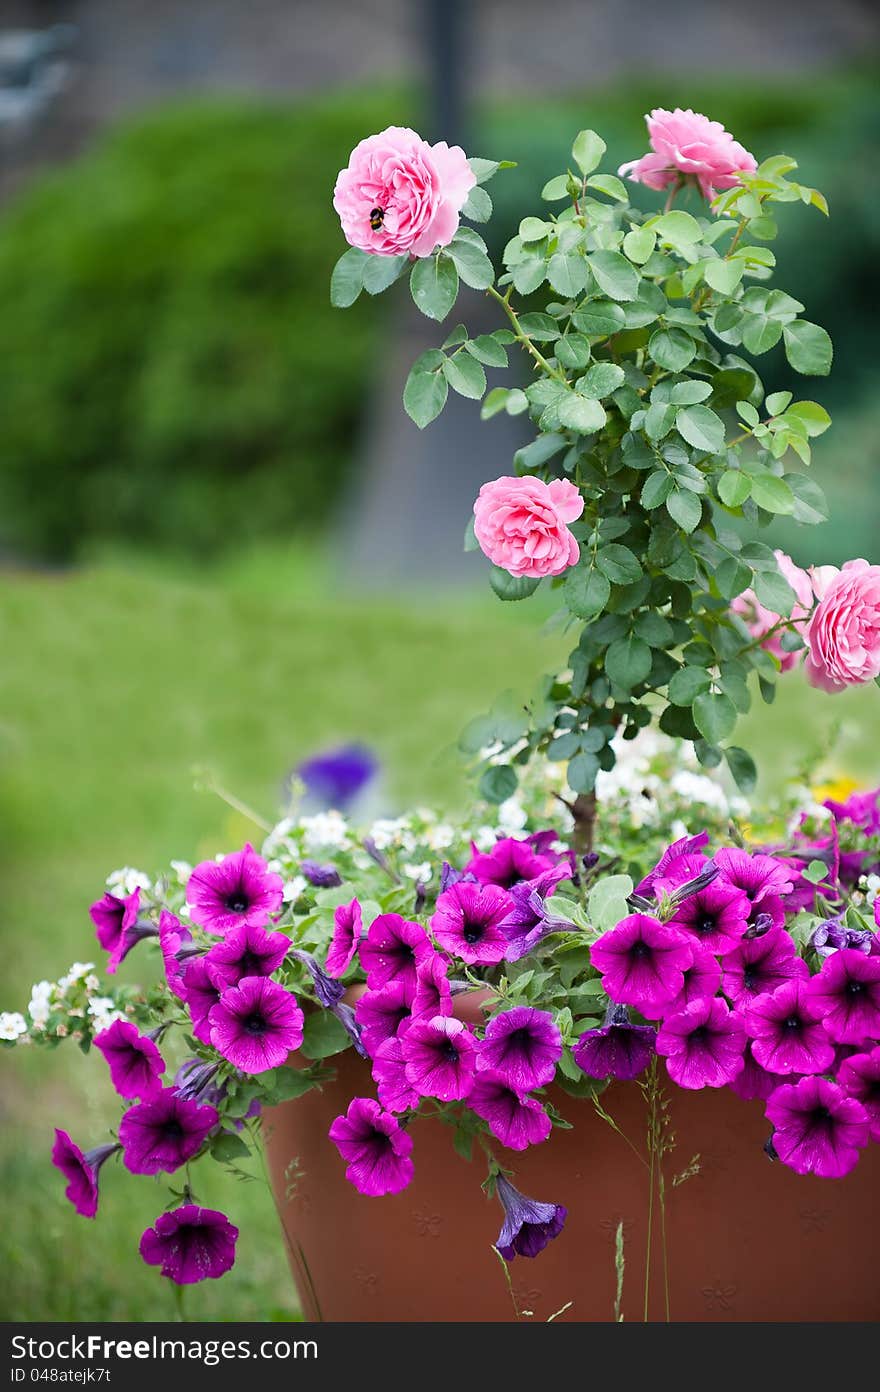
[1,0,879,578]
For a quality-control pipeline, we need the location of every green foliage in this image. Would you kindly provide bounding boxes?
[342,123,852,796]
[0,94,400,559]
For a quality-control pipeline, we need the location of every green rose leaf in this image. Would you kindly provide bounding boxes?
[648,327,696,372]
[606,635,652,689]
[782,320,833,376]
[754,567,797,617]
[572,129,607,176]
[749,473,795,515]
[572,300,626,336]
[666,488,702,533]
[448,235,495,290]
[466,334,508,368]
[403,361,449,428]
[641,471,673,509]
[557,395,607,434]
[692,691,737,745]
[588,251,639,303]
[547,251,591,297]
[410,254,459,321]
[563,566,611,618]
[541,174,571,201]
[443,353,486,400]
[725,746,758,795]
[718,470,752,508]
[668,666,711,706]
[480,764,519,804]
[362,253,409,295]
[489,566,541,602]
[330,247,369,307]
[703,258,745,294]
[676,404,726,454]
[596,544,642,585]
[578,362,626,398]
[623,227,656,264]
[462,185,493,223]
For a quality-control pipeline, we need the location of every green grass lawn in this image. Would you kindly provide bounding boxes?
[2,553,877,1321]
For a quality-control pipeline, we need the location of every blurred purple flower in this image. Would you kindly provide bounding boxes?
[296,744,377,811]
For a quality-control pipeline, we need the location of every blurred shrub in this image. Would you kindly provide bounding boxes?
[0,94,398,559]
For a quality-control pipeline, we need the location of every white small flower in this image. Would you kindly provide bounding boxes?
[28,981,54,1027]
[402,861,432,883]
[85,975,100,994]
[425,822,456,852]
[88,998,123,1030]
[282,875,308,903]
[670,771,729,812]
[106,867,151,895]
[865,874,880,905]
[472,825,497,852]
[170,860,192,884]
[0,1011,28,1041]
[670,818,689,841]
[299,811,351,852]
[497,798,528,834]
[367,818,406,850]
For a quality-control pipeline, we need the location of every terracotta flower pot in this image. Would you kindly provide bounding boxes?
[264,992,880,1322]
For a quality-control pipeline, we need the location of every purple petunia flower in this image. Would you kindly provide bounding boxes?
[810,918,874,959]
[572,1004,655,1082]
[402,1015,477,1101]
[411,952,452,1019]
[139,1205,238,1285]
[328,1096,414,1196]
[636,831,711,897]
[355,980,414,1055]
[430,881,513,966]
[326,899,363,977]
[51,1131,120,1218]
[332,1000,369,1059]
[359,913,434,990]
[179,955,223,1046]
[94,1020,165,1100]
[765,1075,869,1178]
[714,846,794,909]
[209,976,304,1074]
[158,909,200,1002]
[173,1058,223,1105]
[118,1087,218,1175]
[494,1174,567,1260]
[743,979,836,1076]
[90,888,157,975]
[823,788,880,836]
[728,1041,790,1101]
[477,1006,562,1092]
[668,879,750,956]
[300,859,343,888]
[186,844,284,937]
[500,866,571,962]
[372,1029,422,1114]
[289,949,344,1009]
[656,997,745,1089]
[663,942,722,1015]
[297,744,377,810]
[204,922,290,990]
[805,948,880,1046]
[837,1047,880,1141]
[720,925,809,1006]
[469,1070,551,1151]
[590,914,693,1017]
[464,837,556,890]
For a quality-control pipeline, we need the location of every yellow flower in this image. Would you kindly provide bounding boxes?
[811,775,861,804]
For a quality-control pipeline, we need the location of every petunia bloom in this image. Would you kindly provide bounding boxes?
[359,913,434,991]
[118,1088,218,1175]
[140,1205,238,1285]
[477,1006,562,1092]
[663,943,722,1015]
[411,952,452,1019]
[469,1071,551,1151]
[371,1029,422,1114]
[805,948,880,1045]
[158,910,194,1001]
[186,844,284,936]
[209,976,304,1074]
[402,1015,477,1101]
[589,914,693,1016]
[619,108,757,200]
[668,879,750,956]
[354,980,414,1055]
[714,847,794,910]
[326,898,363,977]
[823,788,880,836]
[494,1174,567,1260]
[296,743,377,810]
[300,859,342,888]
[501,866,572,962]
[177,955,222,1046]
[430,881,513,966]
[728,1041,789,1102]
[721,925,809,1006]
[204,923,290,990]
[743,979,836,1076]
[656,997,745,1089]
[93,1020,165,1100]
[328,1097,414,1196]
[51,1130,120,1218]
[837,1047,880,1141]
[465,837,557,890]
[765,1075,869,1178]
[635,831,711,898]
[572,1004,655,1081]
[90,888,156,974]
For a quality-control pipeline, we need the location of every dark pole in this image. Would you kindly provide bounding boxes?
[423,0,467,147]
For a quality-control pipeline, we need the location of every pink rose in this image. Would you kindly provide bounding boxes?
[731,550,813,672]
[619,108,757,200]
[804,559,880,693]
[473,476,584,579]
[333,125,475,258]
